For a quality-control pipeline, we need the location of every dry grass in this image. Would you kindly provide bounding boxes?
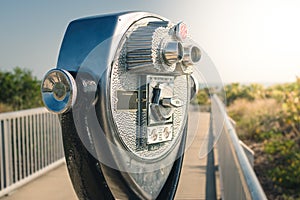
[227,98,300,199]
[0,103,13,113]
[227,98,282,140]
[228,98,281,120]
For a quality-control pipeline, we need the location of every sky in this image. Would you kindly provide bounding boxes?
[0,0,300,83]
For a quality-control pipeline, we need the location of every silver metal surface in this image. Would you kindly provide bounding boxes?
[189,74,199,100]
[148,75,175,123]
[211,95,267,200]
[110,48,189,198]
[41,69,77,114]
[124,19,199,75]
[108,16,190,161]
[182,45,201,66]
[239,140,255,168]
[0,108,64,198]
[162,41,183,65]
[103,14,191,199]
[56,12,168,75]
[161,97,183,108]
[174,22,188,41]
[126,20,169,72]
[53,12,198,199]
[108,16,197,161]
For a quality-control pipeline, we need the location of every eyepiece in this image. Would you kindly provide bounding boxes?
[162,41,183,66]
[41,69,77,114]
[190,46,201,63]
[182,45,201,67]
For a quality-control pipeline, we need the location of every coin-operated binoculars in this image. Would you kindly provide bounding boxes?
[41,12,201,200]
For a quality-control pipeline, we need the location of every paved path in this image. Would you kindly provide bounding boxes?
[1,112,219,200]
[175,112,218,200]
[0,164,77,200]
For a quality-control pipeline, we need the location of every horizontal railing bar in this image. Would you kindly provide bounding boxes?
[212,95,267,200]
[0,107,48,120]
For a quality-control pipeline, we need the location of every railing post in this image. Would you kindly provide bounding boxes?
[26,115,30,177]
[3,119,11,188]
[0,107,65,198]
[0,120,4,190]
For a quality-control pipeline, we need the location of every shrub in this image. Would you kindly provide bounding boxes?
[225,83,265,105]
[264,135,300,189]
[196,88,210,105]
[227,98,281,141]
[0,103,13,113]
[0,67,42,111]
[227,78,300,199]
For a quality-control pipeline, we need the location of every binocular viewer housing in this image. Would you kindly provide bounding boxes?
[41,11,201,200]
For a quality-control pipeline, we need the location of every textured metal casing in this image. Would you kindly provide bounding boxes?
[57,11,186,200]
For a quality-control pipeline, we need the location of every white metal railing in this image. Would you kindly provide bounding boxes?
[0,107,64,197]
[211,95,267,200]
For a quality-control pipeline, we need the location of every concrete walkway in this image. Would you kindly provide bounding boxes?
[1,164,77,200]
[175,112,219,200]
[1,112,219,200]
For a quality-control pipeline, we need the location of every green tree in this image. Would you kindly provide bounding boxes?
[0,67,42,111]
[196,88,210,105]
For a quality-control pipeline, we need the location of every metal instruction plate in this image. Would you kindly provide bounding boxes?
[147,124,173,144]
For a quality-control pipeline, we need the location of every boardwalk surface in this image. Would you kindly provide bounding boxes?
[0,164,77,200]
[1,112,219,200]
[175,112,216,200]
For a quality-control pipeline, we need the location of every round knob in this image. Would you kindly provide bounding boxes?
[41,69,77,114]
